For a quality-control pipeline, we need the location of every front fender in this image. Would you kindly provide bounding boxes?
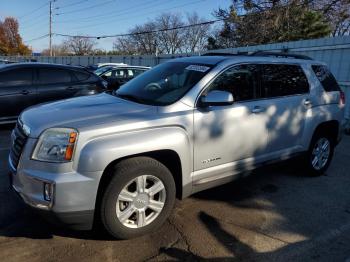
[76,126,193,196]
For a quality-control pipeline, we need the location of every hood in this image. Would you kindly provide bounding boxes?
[21,93,157,138]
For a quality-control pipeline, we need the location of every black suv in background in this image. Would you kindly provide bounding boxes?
[0,63,107,123]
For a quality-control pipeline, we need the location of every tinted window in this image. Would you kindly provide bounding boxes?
[128,69,147,78]
[261,64,309,98]
[0,68,32,87]
[206,64,259,102]
[110,69,127,78]
[312,65,340,92]
[38,68,72,84]
[73,70,91,81]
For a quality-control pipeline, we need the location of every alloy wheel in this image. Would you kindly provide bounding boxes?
[116,175,166,228]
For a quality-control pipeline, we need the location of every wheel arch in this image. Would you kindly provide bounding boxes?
[309,120,339,149]
[94,149,185,221]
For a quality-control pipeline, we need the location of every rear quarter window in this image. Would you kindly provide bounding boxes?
[312,65,340,92]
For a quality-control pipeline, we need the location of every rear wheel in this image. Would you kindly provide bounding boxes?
[305,132,334,176]
[100,157,176,239]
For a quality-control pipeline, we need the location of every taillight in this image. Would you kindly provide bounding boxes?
[340,91,346,105]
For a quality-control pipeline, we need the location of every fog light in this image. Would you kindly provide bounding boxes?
[43,183,53,202]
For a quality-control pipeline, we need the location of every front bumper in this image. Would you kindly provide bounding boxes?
[9,153,102,230]
[10,177,94,230]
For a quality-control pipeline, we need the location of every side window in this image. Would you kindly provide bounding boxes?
[112,69,126,78]
[128,69,146,78]
[127,69,134,77]
[261,64,309,98]
[38,68,72,84]
[206,64,259,102]
[73,70,91,81]
[312,65,340,92]
[0,68,32,87]
[103,70,112,77]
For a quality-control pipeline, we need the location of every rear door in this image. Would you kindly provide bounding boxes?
[260,63,310,154]
[0,67,35,120]
[36,67,76,104]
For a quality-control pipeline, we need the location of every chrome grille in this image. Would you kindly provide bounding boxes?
[9,122,28,169]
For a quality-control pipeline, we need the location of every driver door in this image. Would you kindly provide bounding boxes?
[193,64,270,185]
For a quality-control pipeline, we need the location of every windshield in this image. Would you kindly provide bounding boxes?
[115,62,212,106]
[94,66,114,76]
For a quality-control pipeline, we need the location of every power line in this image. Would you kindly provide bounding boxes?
[57,0,89,10]
[20,9,48,24]
[24,34,49,43]
[55,0,116,15]
[54,18,223,39]
[18,2,49,19]
[21,16,48,30]
[55,0,168,24]
[67,0,206,31]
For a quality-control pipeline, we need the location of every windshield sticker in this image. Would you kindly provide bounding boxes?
[185,65,210,72]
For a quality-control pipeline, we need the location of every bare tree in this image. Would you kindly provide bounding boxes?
[113,37,138,55]
[156,13,185,54]
[130,22,159,54]
[112,12,211,55]
[41,44,69,56]
[313,0,350,36]
[183,13,211,53]
[63,36,97,55]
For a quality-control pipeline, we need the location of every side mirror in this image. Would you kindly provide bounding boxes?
[199,90,234,107]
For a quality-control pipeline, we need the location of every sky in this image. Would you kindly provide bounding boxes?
[0,0,232,52]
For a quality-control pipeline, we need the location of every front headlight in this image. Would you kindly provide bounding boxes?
[32,128,78,162]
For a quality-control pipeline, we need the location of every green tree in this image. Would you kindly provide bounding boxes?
[212,0,332,47]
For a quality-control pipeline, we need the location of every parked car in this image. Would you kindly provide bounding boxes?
[85,63,127,72]
[0,63,107,123]
[0,59,16,64]
[9,53,345,239]
[99,66,150,90]
[93,65,116,76]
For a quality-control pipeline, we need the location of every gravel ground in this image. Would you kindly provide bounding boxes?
[1,125,350,262]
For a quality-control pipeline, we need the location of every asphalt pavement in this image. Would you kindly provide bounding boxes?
[0,125,350,262]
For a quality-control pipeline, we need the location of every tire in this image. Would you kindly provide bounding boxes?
[100,157,176,239]
[304,130,335,176]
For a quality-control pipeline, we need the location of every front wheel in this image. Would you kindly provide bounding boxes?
[100,157,176,239]
[305,132,334,176]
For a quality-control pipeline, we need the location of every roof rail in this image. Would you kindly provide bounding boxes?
[202,52,239,56]
[249,51,313,60]
[201,52,249,56]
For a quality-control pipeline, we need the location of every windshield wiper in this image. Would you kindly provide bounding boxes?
[116,93,145,104]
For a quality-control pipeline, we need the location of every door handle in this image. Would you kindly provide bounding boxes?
[251,106,265,114]
[304,99,312,106]
[21,90,29,95]
[66,86,75,90]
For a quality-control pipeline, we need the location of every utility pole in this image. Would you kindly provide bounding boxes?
[49,1,53,56]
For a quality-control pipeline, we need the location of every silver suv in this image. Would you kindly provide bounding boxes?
[9,53,345,239]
